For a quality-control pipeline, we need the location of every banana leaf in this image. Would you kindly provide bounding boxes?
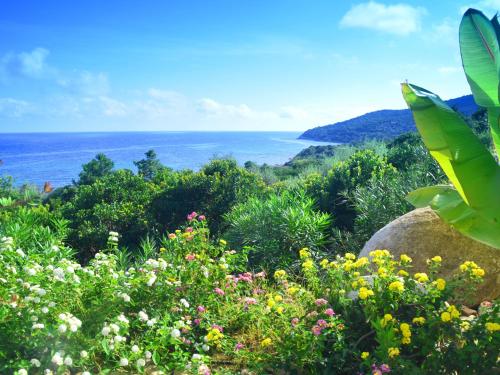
[402,83,500,248]
[407,185,500,249]
[459,8,500,107]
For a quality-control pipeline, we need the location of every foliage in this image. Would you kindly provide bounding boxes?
[0,214,498,375]
[224,190,331,269]
[76,153,114,186]
[134,149,167,181]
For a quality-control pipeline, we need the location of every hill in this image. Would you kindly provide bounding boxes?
[299,95,478,143]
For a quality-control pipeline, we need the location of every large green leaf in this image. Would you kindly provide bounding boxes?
[459,8,500,107]
[407,185,500,249]
[487,106,500,157]
[401,83,500,222]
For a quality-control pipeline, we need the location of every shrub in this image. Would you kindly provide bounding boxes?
[224,190,331,269]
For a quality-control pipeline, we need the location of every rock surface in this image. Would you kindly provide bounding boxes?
[360,207,500,304]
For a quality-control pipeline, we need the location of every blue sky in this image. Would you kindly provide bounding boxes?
[1,0,499,132]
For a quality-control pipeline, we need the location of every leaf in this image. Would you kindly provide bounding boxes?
[487,106,500,157]
[408,185,500,249]
[101,338,110,355]
[152,351,160,365]
[459,8,500,107]
[401,83,500,224]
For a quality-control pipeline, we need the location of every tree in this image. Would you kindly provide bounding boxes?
[77,153,114,185]
[134,149,166,180]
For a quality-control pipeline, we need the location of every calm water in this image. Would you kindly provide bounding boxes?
[0,132,332,187]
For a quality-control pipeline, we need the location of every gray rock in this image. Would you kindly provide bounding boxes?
[360,207,500,304]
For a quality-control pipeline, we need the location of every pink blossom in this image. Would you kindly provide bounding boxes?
[185,254,196,261]
[244,297,257,305]
[198,215,206,221]
[187,212,197,221]
[214,288,225,296]
[312,325,322,336]
[194,318,201,325]
[197,306,206,313]
[317,319,327,328]
[380,364,391,373]
[211,324,223,332]
[315,298,328,306]
[254,271,266,278]
[291,318,299,327]
[235,342,244,350]
[325,308,335,316]
[168,233,176,239]
[185,227,194,233]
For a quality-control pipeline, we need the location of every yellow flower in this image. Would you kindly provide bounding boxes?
[267,299,276,308]
[431,255,442,263]
[400,254,412,263]
[388,347,400,358]
[345,252,356,260]
[414,273,429,283]
[353,257,369,268]
[302,259,314,270]
[441,311,451,322]
[412,317,426,325]
[460,321,471,331]
[400,323,411,343]
[448,305,460,319]
[261,338,272,347]
[358,287,374,300]
[343,261,353,272]
[351,281,359,289]
[320,259,329,269]
[485,322,500,332]
[276,306,284,314]
[219,239,227,246]
[472,268,485,277]
[381,313,393,327]
[378,267,388,277]
[274,295,283,302]
[361,351,369,360]
[435,278,446,291]
[159,247,166,252]
[397,270,409,277]
[287,287,299,295]
[299,248,310,259]
[389,280,404,293]
[274,270,287,279]
[206,328,224,342]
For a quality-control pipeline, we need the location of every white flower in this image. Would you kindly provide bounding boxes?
[117,314,129,324]
[58,324,67,333]
[31,315,38,322]
[138,311,149,321]
[16,248,26,257]
[30,358,41,367]
[18,369,28,375]
[53,268,65,281]
[180,298,190,308]
[63,356,73,366]
[137,358,146,367]
[82,372,91,375]
[192,353,202,360]
[146,318,156,327]
[131,345,139,353]
[147,274,157,287]
[36,288,46,296]
[171,328,181,338]
[26,268,36,276]
[120,293,130,302]
[145,350,152,359]
[44,370,53,375]
[51,352,63,366]
[51,245,60,252]
[41,307,49,314]
[80,350,88,358]
[110,323,120,333]
[32,323,44,330]
[101,326,111,336]
[202,344,210,351]
[48,302,56,308]
[119,358,129,366]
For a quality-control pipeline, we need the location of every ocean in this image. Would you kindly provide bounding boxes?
[0,132,331,187]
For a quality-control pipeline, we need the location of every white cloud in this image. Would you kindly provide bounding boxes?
[340,1,427,36]
[0,98,33,117]
[279,106,308,119]
[98,96,128,117]
[57,71,110,96]
[0,47,51,80]
[197,98,254,117]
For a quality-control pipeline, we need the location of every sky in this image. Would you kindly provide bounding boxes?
[0,0,499,133]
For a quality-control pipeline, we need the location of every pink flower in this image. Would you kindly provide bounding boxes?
[254,271,266,278]
[185,254,196,261]
[214,288,225,296]
[380,364,391,373]
[291,318,299,327]
[325,308,335,316]
[315,298,328,306]
[198,215,206,221]
[168,233,176,239]
[312,325,322,336]
[211,324,223,332]
[244,297,257,305]
[317,319,327,328]
[185,227,193,233]
[197,305,206,313]
[194,318,201,325]
[235,342,244,350]
[187,212,197,221]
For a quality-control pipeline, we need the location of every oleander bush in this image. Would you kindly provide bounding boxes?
[0,213,498,375]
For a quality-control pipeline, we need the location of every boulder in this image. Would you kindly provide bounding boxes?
[360,207,500,304]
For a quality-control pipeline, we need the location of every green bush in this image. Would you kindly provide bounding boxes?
[224,190,330,269]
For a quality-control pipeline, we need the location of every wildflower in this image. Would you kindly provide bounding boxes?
[145,350,152,359]
[400,254,412,263]
[185,254,196,261]
[320,259,329,268]
[302,259,314,270]
[206,327,224,342]
[400,323,411,344]
[168,233,176,240]
[358,287,374,300]
[64,356,73,366]
[198,215,206,221]
[397,270,409,277]
[180,298,190,308]
[412,317,426,325]
[131,345,140,353]
[382,314,393,327]
[101,326,111,336]
[171,328,181,338]
[361,351,369,359]
[235,342,244,350]
[315,298,328,306]
[345,252,356,260]
[219,239,227,246]
[353,257,369,268]
[379,364,391,373]
[287,286,299,295]
[485,322,500,332]
[378,267,388,277]
[312,325,322,335]
[30,358,41,367]
[137,358,146,367]
[431,255,442,263]
[138,310,149,321]
[435,278,446,291]
[472,268,485,277]
[80,350,88,358]
[18,370,27,375]
[441,312,451,322]
[388,347,400,358]
[325,308,335,316]
[414,273,429,283]
[299,248,310,259]
[389,280,404,293]
[274,295,283,302]
[51,352,64,366]
[261,338,272,347]
[120,293,131,302]
[119,358,129,366]
[291,317,299,326]
[214,287,225,296]
[197,305,206,313]
[267,298,276,308]
[147,274,157,286]
[274,269,287,279]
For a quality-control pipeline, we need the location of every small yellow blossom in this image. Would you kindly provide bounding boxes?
[361,352,369,360]
[358,287,374,300]
[400,254,412,263]
[345,252,356,260]
[414,273,429,283]
[287,287,299,295]
[206,328,224,342]
[400,323,411,344]
[441,312,451,322]
[412,317,426,325]
[353,257,369,268]
[267,299,276,308]
[397,270,409,277]
[274,295,283,302]
[302,259,314,270]
[299,248,310,259]
[389,280,404,293]
[276,306,284,314]
[485,322,500,332]
[274,270,287,279]
[261,338,272,347]
[435,278,446,291]
[219,239,227,246]
[472,268,485,277]
[388,347,400,358]
[320,259,329,269]
[378,267,388,277]
[431,255,442,263]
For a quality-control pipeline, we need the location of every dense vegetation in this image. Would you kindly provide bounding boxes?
[0,108,498,374]
[299,95,478,143]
